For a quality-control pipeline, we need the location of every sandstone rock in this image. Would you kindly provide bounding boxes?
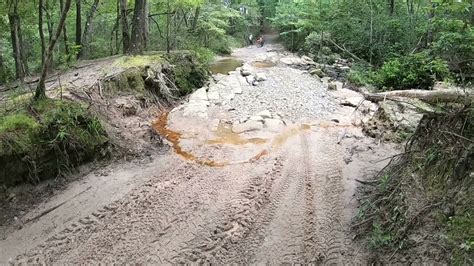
[255,73,267,82]
[232,120,263,133]
[257,110,272,118]
[310,68,324,77]
[207,89,220,100]
[264,119,285,132]
[249,115,264,122]
[240,65,253,77]
[189,87,208,101]
[246,75,255,85]
[328,81,343,90]
[321,77,331,86]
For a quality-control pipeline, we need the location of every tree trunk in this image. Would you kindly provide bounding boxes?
[8,0,26,80]
[60,0,70,57]
[34,0,72,100]
[39,0,46,66]
[120,0,130,53]
[191,7,200,31]
[166,0,170,53]
[364,89,473,104]
[78,0,100,58]
[0,52,6,83]
[129,0,147,54]
[75,0,82,58]
[389,0,395,15]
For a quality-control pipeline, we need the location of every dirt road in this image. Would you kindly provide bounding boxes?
[1,38,397,264]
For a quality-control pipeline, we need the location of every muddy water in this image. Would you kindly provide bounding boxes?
[253,60,277,68]
[206,123,267,145]
[153,113,227,167]
[209,58,243,74]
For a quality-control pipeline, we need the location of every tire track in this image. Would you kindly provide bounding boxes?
[308,129,346,265]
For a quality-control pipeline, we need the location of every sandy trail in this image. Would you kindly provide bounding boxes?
[1,37,397,264]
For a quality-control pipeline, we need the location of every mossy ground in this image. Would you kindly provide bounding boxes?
[102,51,208,97]
[0,99,108,187]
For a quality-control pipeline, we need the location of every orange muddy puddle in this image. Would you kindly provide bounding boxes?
[272,124,311,148]
[153,113,314,167]
[206,123,267,146]
[153,113,227,167]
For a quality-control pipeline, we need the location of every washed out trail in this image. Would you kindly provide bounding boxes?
[1,35,397,264]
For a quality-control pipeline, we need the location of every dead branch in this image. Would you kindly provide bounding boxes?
[364,89,473,104]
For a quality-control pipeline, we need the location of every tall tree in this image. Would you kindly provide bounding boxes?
[78,0,100,58]
[8,0,27,80]
[35,0,72,100]
[120,0,130,53]
[75,0,82,58]
[60,0,70,57]
[129,0,147,54]
[39,0,46,65]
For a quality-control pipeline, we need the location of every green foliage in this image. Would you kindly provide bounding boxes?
[0,99,108,186]
[165,52,209,96]
[368,223,393,249]
[271,0,472,86]
[373,52,450,90]
[446,212,474,264]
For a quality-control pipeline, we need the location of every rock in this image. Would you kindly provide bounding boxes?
[249,115,264,122]
[241,69,252,76]
[310,68,324,77]
[339,66,351,72]
[246,75,255,85]
[255,73,267,82]
[321,77,331,86]
[328,81,343,90]
[264,119,285,132]
[257,110,272,118]
[340,97,364,107]
[232,120,264,133]
[233,85,243,94]
[189,87,208,101]
[240,65,253,76]
[207,89,220,100]
[252,81,259,86]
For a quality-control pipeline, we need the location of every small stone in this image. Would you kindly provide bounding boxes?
[249,115,264,122]
[264,119,285,132]
[232,120,263,133]
[246,75,255,85]
[207,90,220,100]
[255,73,267,82]
[321,77,331,85]
[328,81,343,90]
[189,87,208,101]
[257,110,272,118]
[310,68,324,77]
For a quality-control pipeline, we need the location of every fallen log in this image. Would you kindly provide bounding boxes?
[364,89,473,104]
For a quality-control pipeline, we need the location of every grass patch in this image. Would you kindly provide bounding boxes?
[0,99,108,186]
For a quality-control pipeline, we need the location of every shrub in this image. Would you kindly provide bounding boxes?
[374,52,450,90]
